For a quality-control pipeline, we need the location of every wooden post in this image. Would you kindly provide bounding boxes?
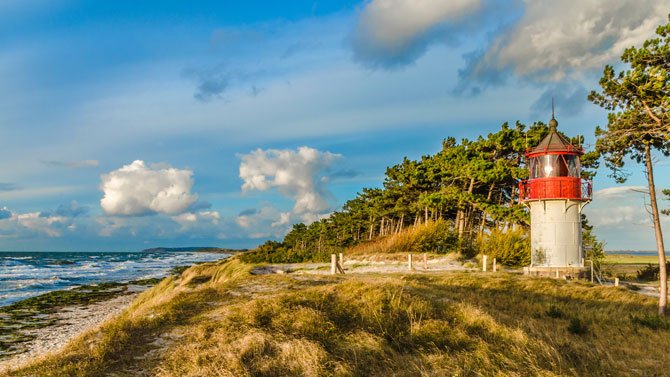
[423,253,427,270]
[482,255,487,272]
[331,254,336,275]
[408,254,413,271]
[339,253,344,271]
[555,269,560,279]
[615,277,619,287]
[492,258,497,272]
[590,260,594,283]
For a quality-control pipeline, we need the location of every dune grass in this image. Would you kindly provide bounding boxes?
[348,220,458,256]
[4,257,669,377]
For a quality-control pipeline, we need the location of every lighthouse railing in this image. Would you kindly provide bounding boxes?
[519,177,592,202]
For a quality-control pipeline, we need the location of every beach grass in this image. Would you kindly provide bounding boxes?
[4,256,669,377]
[603,254,660,265]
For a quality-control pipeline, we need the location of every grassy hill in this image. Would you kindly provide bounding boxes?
[5,257,669,377]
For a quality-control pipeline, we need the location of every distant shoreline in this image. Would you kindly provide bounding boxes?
[141,247,248,253]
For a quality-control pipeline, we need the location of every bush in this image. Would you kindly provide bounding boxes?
[239,240,331,264]
[475,229,530,267]
[568,318,588,335]
[636,262,670,281]
[545,305,564,319]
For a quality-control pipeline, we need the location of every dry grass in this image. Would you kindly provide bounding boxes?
[4,258,669,377]
[348,220,456,256]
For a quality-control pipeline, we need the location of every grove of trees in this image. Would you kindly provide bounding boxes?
[242,121,600,265]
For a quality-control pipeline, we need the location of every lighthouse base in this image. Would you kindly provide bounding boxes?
[523,266,589,279]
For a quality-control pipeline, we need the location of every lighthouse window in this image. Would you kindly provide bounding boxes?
[564,155,580,177]
[534,154,568,177]
[529,154,581,178]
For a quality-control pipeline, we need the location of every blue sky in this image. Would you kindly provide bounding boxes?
[0,0,668,251]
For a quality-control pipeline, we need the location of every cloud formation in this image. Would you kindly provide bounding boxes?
[100,160,198,216]
[351,0,483,68]
[594,186,648,200]
[42,159,99,169]
[17,212,70,237]
[41,200,89,218]
[462,0,667,84]
[239,146,340,223]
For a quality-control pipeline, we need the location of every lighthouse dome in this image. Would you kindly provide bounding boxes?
[529,117,581,155]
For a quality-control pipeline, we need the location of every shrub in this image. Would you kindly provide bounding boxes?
[545,305,564,319]
[568,318,588,335]
[475,228,530,267]
[239,240,331,264]
[636,262,670,281]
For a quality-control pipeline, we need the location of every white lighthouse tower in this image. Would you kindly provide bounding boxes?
[519,115,592,277]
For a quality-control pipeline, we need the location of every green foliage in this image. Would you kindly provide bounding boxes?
[582,214,606,268]
[239,240,331,264]
[475,228,530,267]
[636,262,670,281]
[248,121,597,263]
[545,305,565,319]
[568,318,588,335]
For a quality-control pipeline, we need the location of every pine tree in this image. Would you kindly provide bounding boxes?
[588,15,670,315]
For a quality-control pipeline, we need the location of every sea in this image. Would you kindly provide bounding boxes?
[0,251,229,308]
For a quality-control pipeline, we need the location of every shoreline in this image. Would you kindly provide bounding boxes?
[0,255,231,371]
[0,291,140,372]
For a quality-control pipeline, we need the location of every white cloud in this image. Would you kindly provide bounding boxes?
[100,160,198,216]
[594,185,648,200]
[199,211,220,225]
[171,211,221,232]
[468,0,667,82]
[239,146,340,220]
[271,211,291,228]
[16,212,69,237]
[352,0,482,66]
[236,206,294,238]
[587,205,642,227]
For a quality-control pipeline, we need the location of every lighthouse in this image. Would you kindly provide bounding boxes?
[519,115,592,276]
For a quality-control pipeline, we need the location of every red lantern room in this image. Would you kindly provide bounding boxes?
[519,118,592,202]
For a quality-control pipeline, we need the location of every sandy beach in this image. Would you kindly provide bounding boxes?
[0,292,139,372]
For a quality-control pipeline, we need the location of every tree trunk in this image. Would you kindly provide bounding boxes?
[380,218,385,237]
[479,183,495,237]
[369,216,375,240]
[424,206,428,224]
[645,144,667,315]
[459,178,475,238]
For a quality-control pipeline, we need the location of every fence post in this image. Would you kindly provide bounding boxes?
[555,269,560,279]
[492,258,497,272]
[331,254,336,275]
[482,255,487,272]
[408,254,413,271]
[590,260,594,283]
[339,253,344,271]
[614,277,619,287]
[423,253,428,270]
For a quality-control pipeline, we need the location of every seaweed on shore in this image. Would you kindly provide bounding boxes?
[0,260,211,359]
[0,282,132,358]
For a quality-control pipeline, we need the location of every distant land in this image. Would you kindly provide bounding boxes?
[141,247,247,253]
